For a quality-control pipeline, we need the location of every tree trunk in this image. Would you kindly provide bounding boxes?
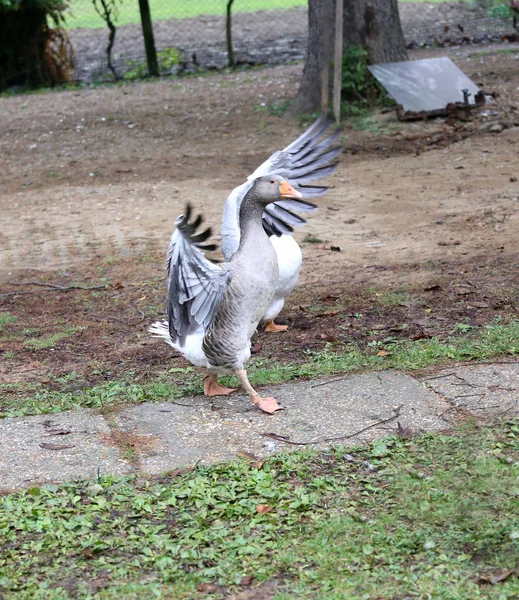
[292,0,334,114]
[343,0,408,63]
[138,0,159,77]
[294,0,407,114]
[226,0,235,67]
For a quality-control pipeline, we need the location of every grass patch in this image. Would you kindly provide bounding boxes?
[64,0,308,29]
[1,421,518,598]
[23,326,83,351]
[64,0,453,29]
[468,48,519,59]
[0,312,17,331]
[368,288,414,307]
[1,319,518,418]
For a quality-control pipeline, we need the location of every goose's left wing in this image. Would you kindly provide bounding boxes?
[222,117,342,257]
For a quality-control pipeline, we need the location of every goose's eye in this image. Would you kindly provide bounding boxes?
[270,179,275,184]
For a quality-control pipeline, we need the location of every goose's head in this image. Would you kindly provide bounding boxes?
[251,174,303,206]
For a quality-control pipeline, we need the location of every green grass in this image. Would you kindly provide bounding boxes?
[1,421,518,598]
[23,326,83,351]
[64,0,307,29]
[0,312,17,331]
[1,319,518,419]
[64,0,453,29]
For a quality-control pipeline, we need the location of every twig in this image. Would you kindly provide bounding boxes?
[261,405,403,447]
[311,377,345,388]
[6,280,106,292]
[422,372,458,381]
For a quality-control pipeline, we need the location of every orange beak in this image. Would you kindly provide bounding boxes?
[279,180,303,199]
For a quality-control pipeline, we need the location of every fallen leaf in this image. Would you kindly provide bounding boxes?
[468,301,489,308]
[168,468,192,478]
[256,504,272,514]
[46,429,72,436]
[397,421,414,438]
[39,443,75,450]
[239,575,255,586]
[377,349,390,357]
[479,568,516,585]
[491,569,516,584]
[251,342,263,354]
[236,451,260,462]
[320,332,338,342]
[111,281,124,289]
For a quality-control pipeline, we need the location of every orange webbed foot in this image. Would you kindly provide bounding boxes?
[252,396,284,414]
[264,320,289,332]
[204,378,237,397]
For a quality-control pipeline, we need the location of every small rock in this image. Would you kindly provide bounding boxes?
[489,123,503,133]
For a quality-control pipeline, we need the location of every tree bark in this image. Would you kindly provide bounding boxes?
[292,0,334,114]
[226,0,235,67]
[138,0,159,77]
[343,0,408,63]
[294,0,407,114]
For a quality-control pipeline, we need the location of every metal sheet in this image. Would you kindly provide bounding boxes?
[368,57,481,112]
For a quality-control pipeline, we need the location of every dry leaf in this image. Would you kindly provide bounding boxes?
[196,583,224,593]
[377,349,390,357]
[256,504,272,514]
[236,451,259,462]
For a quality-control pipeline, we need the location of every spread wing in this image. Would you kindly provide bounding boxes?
[221,116,342,257]
[250,115,342,236]
[165,205,230,347]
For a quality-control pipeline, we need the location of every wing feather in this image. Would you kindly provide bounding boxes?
[166,206,230,347]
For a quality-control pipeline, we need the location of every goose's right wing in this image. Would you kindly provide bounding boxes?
[164,205,230,347]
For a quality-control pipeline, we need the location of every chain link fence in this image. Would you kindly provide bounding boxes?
[63,0,518,83]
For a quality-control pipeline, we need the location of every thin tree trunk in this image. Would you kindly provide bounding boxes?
[96,0,119,80]
[138,0,159,77]
[226,0,235,67]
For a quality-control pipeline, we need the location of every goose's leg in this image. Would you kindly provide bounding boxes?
[204,374,236,397]
[264,320,289,332]
[235,369,283,414]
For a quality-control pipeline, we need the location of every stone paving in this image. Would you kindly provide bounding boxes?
[1,363,517,493]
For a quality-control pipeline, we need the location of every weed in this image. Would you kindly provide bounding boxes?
[1,422,518,598]
[370,289,414,307]
[303,234,323,243]
[3,320,519,418]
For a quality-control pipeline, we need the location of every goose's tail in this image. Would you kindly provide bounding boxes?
[149,320,210,368]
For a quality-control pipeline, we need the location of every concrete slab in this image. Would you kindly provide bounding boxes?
[0,410,132,493]
[114,371,450,475]
[424,362,519,417]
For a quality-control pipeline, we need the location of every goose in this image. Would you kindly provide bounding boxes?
[150,175,304,414]
[221,116,342,332]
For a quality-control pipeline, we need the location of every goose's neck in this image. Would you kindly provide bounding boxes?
[238,191,268,248]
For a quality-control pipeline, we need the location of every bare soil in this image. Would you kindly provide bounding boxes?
[0,45,518,402]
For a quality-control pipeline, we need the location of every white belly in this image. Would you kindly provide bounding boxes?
[270,234,302,297]
[263,235,302,322]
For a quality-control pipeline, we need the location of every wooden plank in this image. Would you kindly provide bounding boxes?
[333,0,343,124]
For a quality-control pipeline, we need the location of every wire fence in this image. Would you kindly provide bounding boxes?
[62,0,518,83]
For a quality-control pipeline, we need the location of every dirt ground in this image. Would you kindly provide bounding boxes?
[0,45,518,401]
